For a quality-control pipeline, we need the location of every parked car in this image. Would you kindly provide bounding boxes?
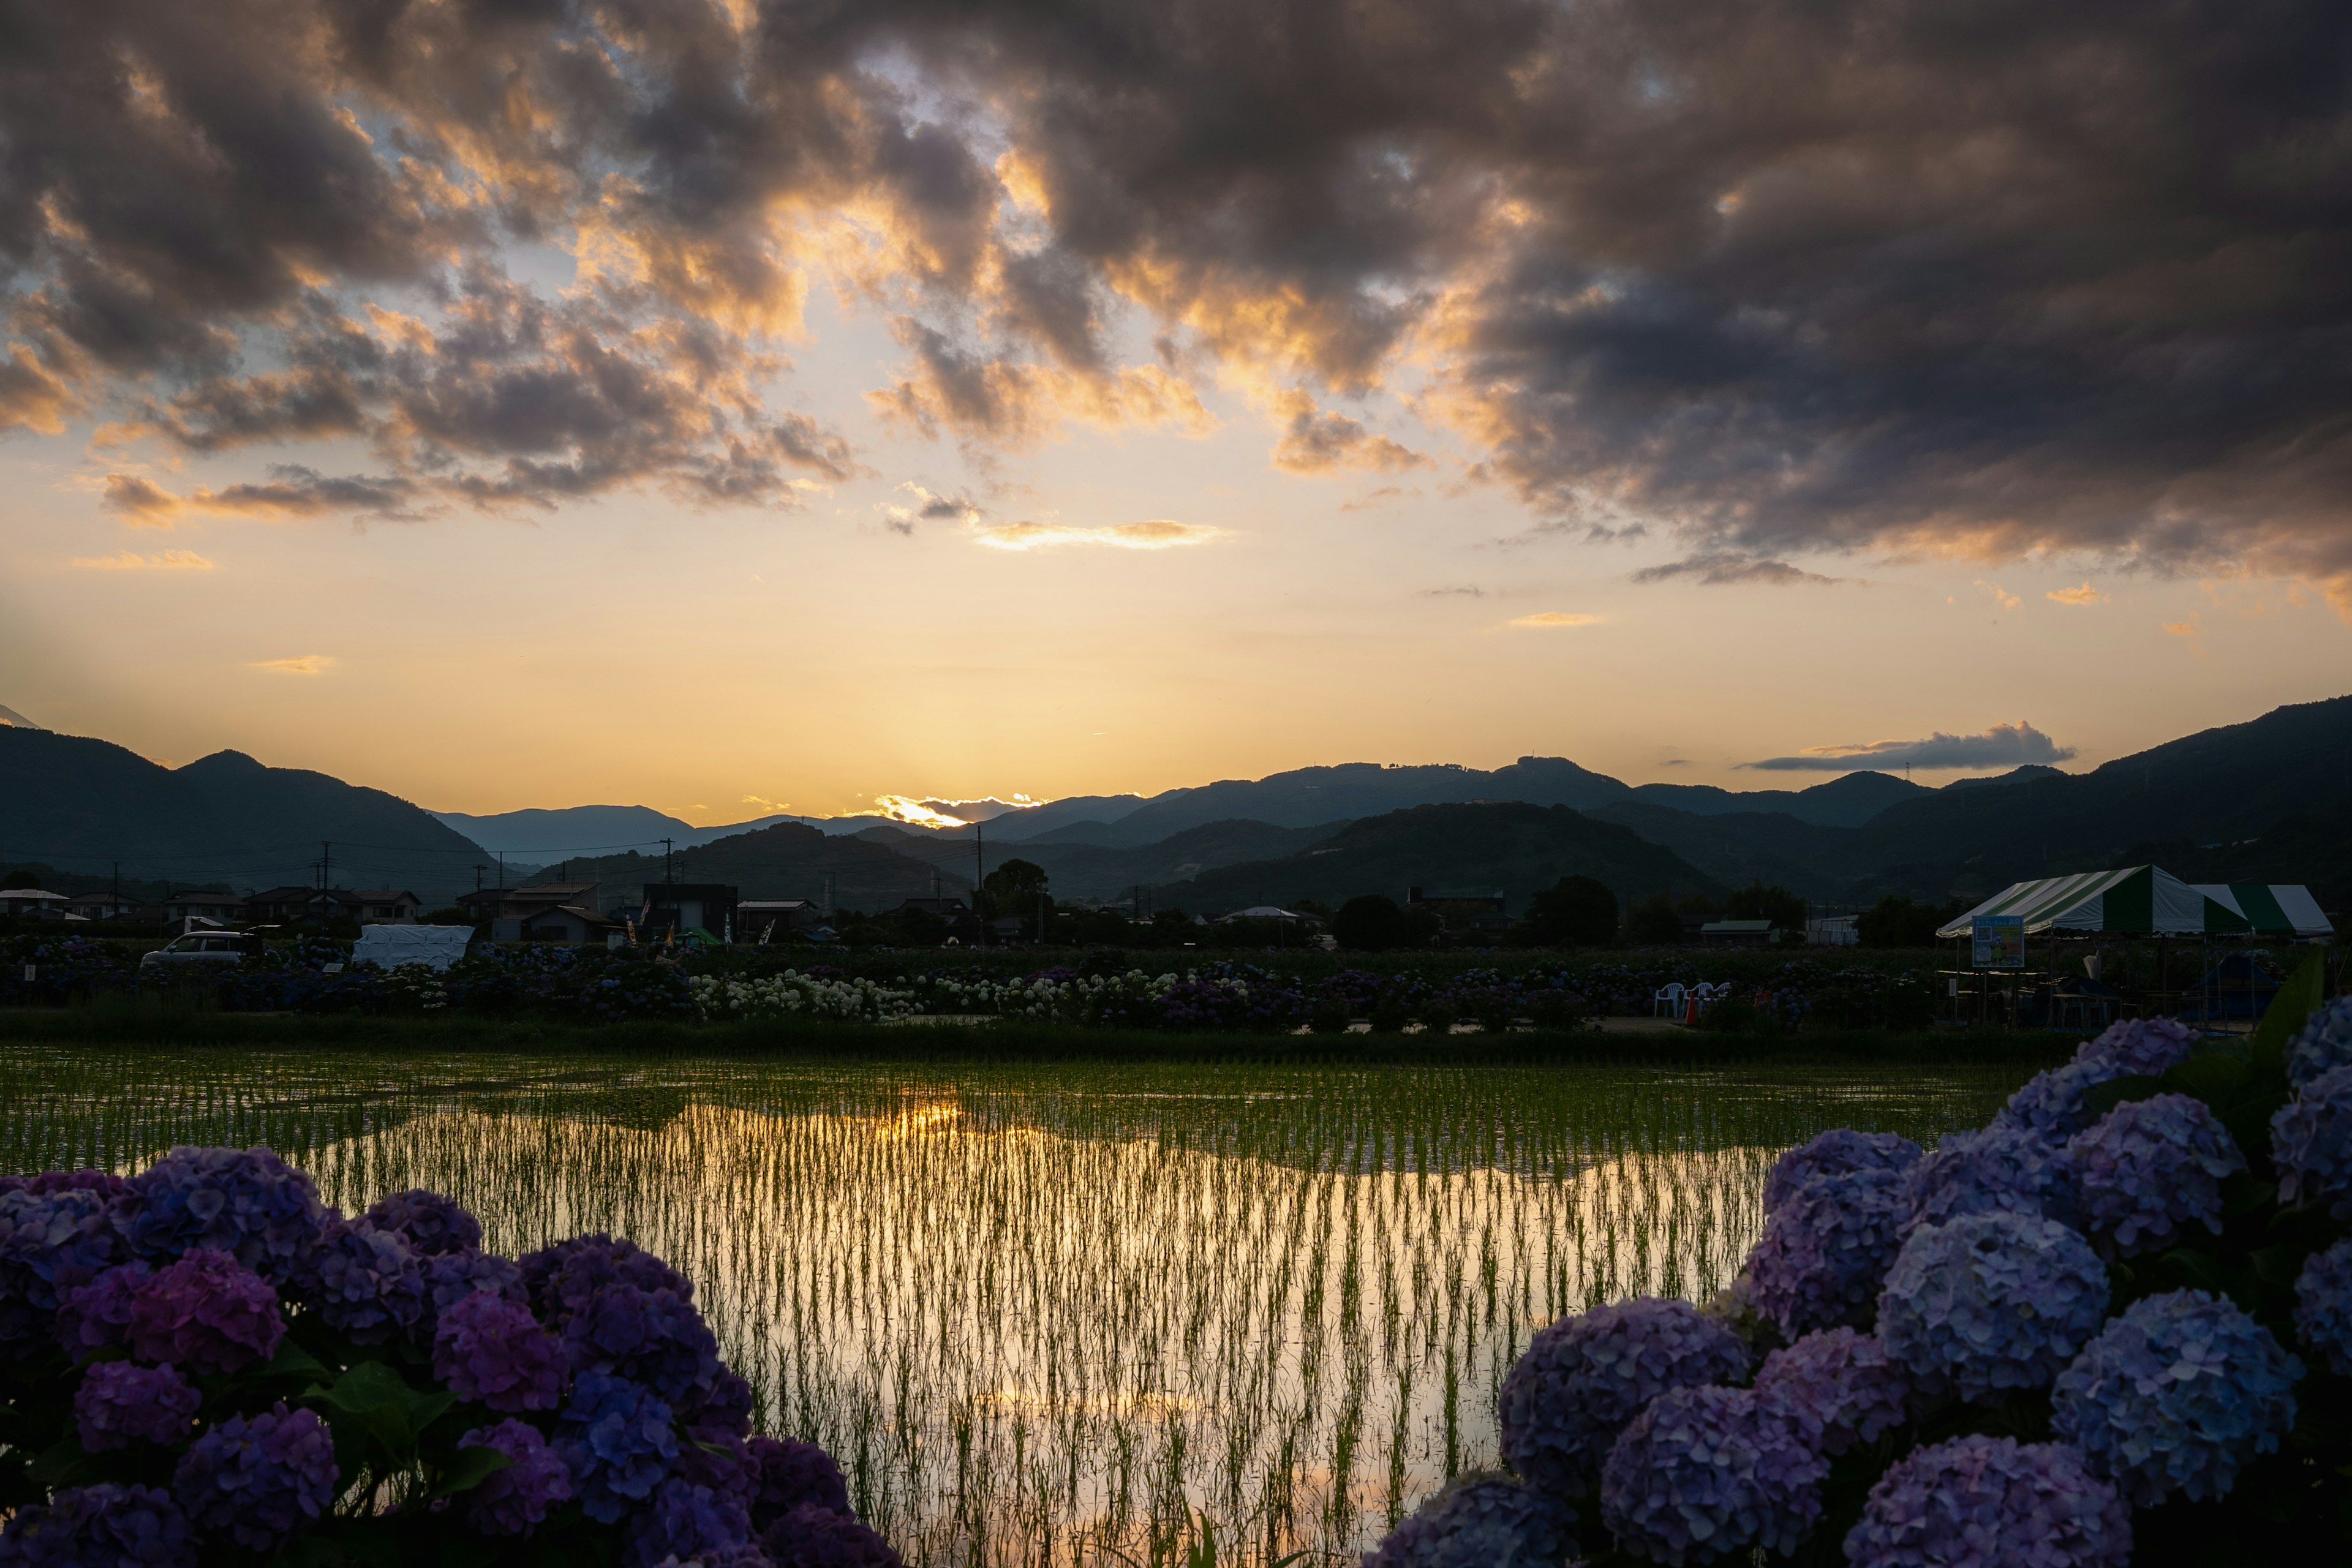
[140,931,264,970]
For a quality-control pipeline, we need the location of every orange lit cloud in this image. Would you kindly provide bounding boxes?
[970,519,1225,551]
[249,655,336,675]
[1507,611,1604,628]
[2047,582,2105,605]
[71,549,216,571]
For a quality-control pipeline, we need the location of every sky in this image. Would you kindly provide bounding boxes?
[3,0,2350,825]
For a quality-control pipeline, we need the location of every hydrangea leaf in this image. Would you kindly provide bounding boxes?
[2163,1052,2252,1104]
[2080,1074,2166,1119]
[258,1335,329,1381]
[22,1438,99,1490]
[433,1441,516,1498]
[2249,951,2327,1069]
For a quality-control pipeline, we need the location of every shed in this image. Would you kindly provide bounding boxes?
[352,924,475,973]
[2188,884,2334,938]
[1936,866,2251,938]
[520,904,620,944]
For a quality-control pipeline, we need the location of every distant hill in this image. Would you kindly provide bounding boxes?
[1161,802,1722,914]
[1625,770,1929,828]
[860,818,1352,902]
[1582,803,1852,895]
[546,822,965,913]
[0,729,489,902]
[2119,794,2352,917]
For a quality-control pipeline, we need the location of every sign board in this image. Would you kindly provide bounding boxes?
[1972,914,2026,970]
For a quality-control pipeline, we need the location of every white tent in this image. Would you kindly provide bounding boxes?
[352,924,476,972]
[2190,884,2334,938]
[1936,866,2251,939]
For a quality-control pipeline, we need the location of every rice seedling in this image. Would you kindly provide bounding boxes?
[0,1047,2024,1566]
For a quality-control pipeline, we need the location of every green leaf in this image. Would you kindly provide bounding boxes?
[259,1336,330,1380]
[317,1360,415,1416]
[2081,1074,2166,1116]
[23,1439,100,1490]
[2163,1052,2250,1103]
[433,1443,515,1498]
[2249,949,2327,1068]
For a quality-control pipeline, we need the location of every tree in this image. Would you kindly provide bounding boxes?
[981,858,1051,922]
[1725,880,1807,932]
[1624,892,1683,946]
[1331,894,1407,951]
[1855,894,1969,948]
[1525,875,1619,946]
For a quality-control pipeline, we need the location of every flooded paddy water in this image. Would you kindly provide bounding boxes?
[0,1048,2030,1566]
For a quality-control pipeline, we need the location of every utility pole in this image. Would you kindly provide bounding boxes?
[973,821,986,947]
[320,840,331,893]
[662,838,674,886]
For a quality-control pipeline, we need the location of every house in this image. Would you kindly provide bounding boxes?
[164,891,250,926]
[1698,919,1777,946]
[644,883,737,941]
[1216,905,1307,924]
[456,883,601,923]
[520,904,622,944]
[1406,886,1512,936]
[1,888,70,918]
[64,890,140,920]
[352,889,423,924]
[1806,916,1861,947]
[243,887,364,924]
[737,899,827,941]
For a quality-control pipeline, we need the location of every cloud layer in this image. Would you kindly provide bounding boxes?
[2,0,2346,594]
[1744,721,2079,773]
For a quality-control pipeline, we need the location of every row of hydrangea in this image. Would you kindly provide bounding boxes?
[0,1147,898,1567]
[1369,997,2352,1566]
[687,971,922,1023]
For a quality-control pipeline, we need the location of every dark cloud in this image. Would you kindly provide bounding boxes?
[1420,584,1483,597]
[1744,722,2079,773]
[3,0,2348,589]
[1630,553,1841,586]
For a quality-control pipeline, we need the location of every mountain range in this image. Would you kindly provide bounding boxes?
[2,693,2346,916]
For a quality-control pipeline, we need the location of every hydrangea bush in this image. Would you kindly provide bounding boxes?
[1367,992,2352,1567]
[0,1147,894,1567]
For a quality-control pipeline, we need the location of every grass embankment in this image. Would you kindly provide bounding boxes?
[0,1004,2076,1066]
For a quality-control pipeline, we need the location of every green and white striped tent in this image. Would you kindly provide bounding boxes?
[2190,883,2334,938]
[1936,866,2255,938]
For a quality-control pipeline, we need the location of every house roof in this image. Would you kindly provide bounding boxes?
[0,888,65,900]
[523,903,617,927]
[166,891,246,903]
[351,889,420,903]
[739,899,820,911]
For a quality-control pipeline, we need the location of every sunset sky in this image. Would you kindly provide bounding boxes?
[4,0,2348,824]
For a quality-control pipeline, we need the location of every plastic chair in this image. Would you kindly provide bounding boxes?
[1654,982,1689,1017]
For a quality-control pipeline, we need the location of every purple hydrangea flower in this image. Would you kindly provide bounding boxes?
[1762,1131,1921,1213]
[523,1234,693,1321]
[2273,1063,2352,1219]
[2051,1288,2302,1506]
[685,1366,755,1440]
[4,1170,130,1201]
[1899,1123,2079,1237]
[558,1369,680,1522]
[628,1478,760,1568]
[358,1188,483,1255]
[75,1360,200,1450]
[2285,995,2352,1091]
[2075,1016,2198,1077]
[1360,1472,1574,1568]
[435,1289,568,1412]
[53,1261,149,1360]
[126,1248,285,1376]
[2065,1092,2245,1256]
[0,1186,121,1356]
[560,1280,724,1409]
[761,1503,903,1568]
[1998,1061,2125,1142]
[460,1419,575,1537]
[1876,1213,2108,1400]
[1498,1296,1749,1499]
[1600,1385,1825,1564]
[172,1403,339,1553]
[1746,1166,1909,1336]
[747,1436,851,1531]
[421,1248,527,1317]
[0,1482,197,1568]
[115,1147,330,1283]
[1843,1436,2128,1568]
[1752,1329,1912,1456]
[2294,1235,2352,1377]
[305,1221,428,1345]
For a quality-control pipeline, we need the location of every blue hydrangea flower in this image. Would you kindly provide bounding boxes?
[560,1280,724,1409]
[2051,1288,2302,1506]
[2285,995,2352,1091]
[125,1248,286,1376]
[2293,1235,2352,1377]
[0,1186,122,1358]
[1498,1296,1750,1499]
[558,1369,680,1522]
[421,1248,527,1318]
[2075,1016,2198,1077]
[2065,1092,2245,1256]
[460,1419,575,1537]
[2273,1063,2352,1219]
[358,1188,483,1255]
[435,1289,568,1412]
[1843,1436,2128,1568]
[115,1146,331,1284]
[747,1436,852,1531]
[1763,1130,1921,1213]
[524,1234,693,1321]
[1361,1473,1574,1568]
[761,1503,904,1568]
[1998,1061,2125,1142]
[1876,1213,2108,1400]
[53,1261,148,1360]
[304,1221,428,1345]
[1600,1385,1825,1564]
[0,1482,197,1568]
[172,1403,340,1553]
[75,1360,200,1450]
[1746,1167,1909,1336]
[627,1478,759,1568]
[1752,1329,1912,1456]
[1900,1123,2079,1237]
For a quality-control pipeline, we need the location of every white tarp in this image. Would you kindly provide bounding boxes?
[2191,884,2335,938]
[1935,865,2240,938]
[352,924,475,972]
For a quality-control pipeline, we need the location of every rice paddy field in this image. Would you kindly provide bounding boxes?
[0,1047,2032,1566]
